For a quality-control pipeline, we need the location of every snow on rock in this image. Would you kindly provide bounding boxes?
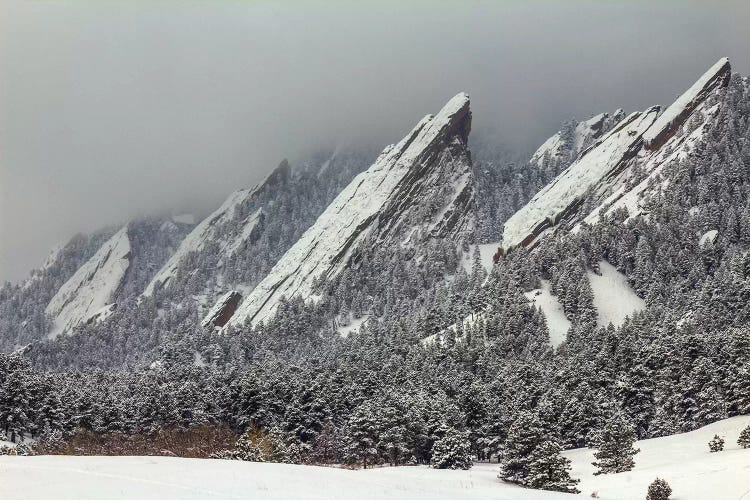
[530,110,626,167]
[699,229,718,246]
[503,108,660,251]
[45,226,131,337]
[3,415,749,500]
[201,290,242,329]
[142,160,289,297]
[524,280,570,348]
[505,59,732,252]
[643,57,731,150]
[586,261,645,328]
[228,93,475,327]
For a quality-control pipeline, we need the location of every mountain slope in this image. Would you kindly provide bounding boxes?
[142,160,290,298]
[530,109,626,169]
[44,226,132,338]
[227,93,475,327]
[501,57,732,252]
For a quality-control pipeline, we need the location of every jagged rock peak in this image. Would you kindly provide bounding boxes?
[501,57,732,254]
[643,57,731,150]
[530,109,627,167]
[267,158,291,186]
[225,92,474,327]
[141,158,290,297]
[45,225,132,337]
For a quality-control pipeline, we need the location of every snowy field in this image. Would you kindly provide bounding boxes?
[2,416,749,500]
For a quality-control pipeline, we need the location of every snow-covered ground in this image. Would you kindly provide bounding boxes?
[524,280,571,348]
[461,243,500,273]
[2,416,748,500]
[586,261,645,328]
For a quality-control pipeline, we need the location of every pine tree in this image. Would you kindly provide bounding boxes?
[708,434,724,452]
[498,411,547,485]
[738,424,750,449]
[344,403,379,469]
[591,414,640,474]
[526,440,580,493]
[430,428,472,470]
[646,478,672,500]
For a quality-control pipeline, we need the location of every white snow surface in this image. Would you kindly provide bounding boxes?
[3,416,749,500]
[700,229,719,246]
[44,226,131,337]
[524,280,571,348]
[643,57,730,148]
[502,108,660,251]
[461,243,500,273]
[229,93,472,327]
[586,261,645,328]
[336,315,368,338]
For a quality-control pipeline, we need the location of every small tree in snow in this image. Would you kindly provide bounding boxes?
[430,428,472,470]
[646,478,672,500]
[708,434,725,452]
[737,424,750,449]
[591,414,640,474]
[526,440,580,493]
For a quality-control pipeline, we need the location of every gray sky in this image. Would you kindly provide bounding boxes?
[1,0,749,283]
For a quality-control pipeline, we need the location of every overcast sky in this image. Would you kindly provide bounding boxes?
[1,0,749,283]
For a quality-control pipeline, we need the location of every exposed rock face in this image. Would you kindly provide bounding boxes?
[45,226,132,337]
[503,108,660,250]
[643,57,731,150]
[142,159,289,297]
[227,93,475,327]
[501,58,732,253]
[530,110,626,168]
[202,290,242,329]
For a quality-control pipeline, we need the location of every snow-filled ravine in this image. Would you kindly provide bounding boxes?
[524,280,571,348]
[2,416,749,500]
[586,261,645,328]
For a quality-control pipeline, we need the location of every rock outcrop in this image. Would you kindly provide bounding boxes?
[45,225,132,337]
[142,159,290,297]
[226,93,475,327]
[501,58,732,252]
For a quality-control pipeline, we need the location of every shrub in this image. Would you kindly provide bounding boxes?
[708,434,724,452]
[646,477,672,500]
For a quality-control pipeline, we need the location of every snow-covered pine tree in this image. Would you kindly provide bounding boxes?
[708,434,725,452]
[430,427,472,470]
[646,477,672,500]
[591,414,640,474]
[498,411,547,485]
[738,424,750,449]
[526,440,580,493]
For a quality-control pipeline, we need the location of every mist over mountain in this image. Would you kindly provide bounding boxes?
[2,0,749,283]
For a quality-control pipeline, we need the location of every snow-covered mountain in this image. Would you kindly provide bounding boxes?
[142,159,291,298]
[530,109,626,168]
[501,57,732,252]
[45,226,132,337]
[225,92,475,327]
[42,217,194,337]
